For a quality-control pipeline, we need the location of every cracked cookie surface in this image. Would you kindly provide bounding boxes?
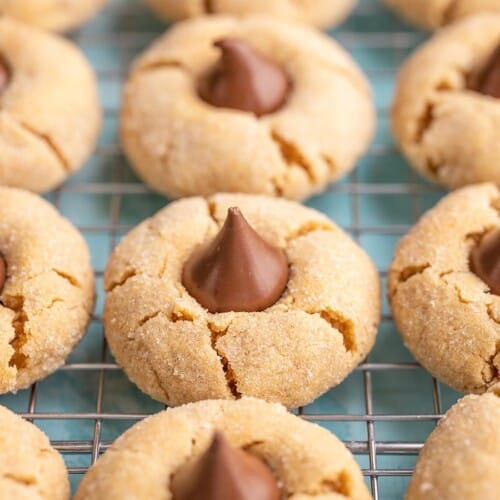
[0,187,94,393]
[0,0,107,32]
[384,0,500,29]
[0,18,101,192]
[75,397,371,500]
[407,393,500,500]
[144,0,356,29]
[391,14,500,189]
[104,194,381,408]
[120,16,375,201]
[388,184,500,394]
[0,405,69,499]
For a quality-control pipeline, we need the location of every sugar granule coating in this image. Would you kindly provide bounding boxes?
[0,17,101,192]
[144,0,356,30]
[391,14,500,189]
[407,393,500,499]
[75,398,371,500]
[0,187,95,393]
[384,0,500,29]
[0,0,107,32]
[104,193,381,409]
[389,183,500,394]
[120,15,375,200]
[0,405,70,499]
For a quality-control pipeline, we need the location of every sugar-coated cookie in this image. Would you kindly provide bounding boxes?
[389,184,500,394]
[0,0,107,32]
[76,398,371,500]
[144,0,356,29]
[384,0,500,29]
[407,393,500,500]
[0,405,69,499]
[121,16,375,200]
[0,187,94,393]
[0,18,101,192]
[104,194,380,408]
[391,14,500,189]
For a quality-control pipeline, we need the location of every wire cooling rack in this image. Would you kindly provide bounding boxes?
[0,1,464,498]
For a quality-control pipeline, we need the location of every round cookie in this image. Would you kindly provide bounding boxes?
[0,405,69,499]
[407,393,500,500]
[144,0,356,29]
[0,18,101,193]
[0,0,107,32]
[384,0,500,29]
[75,397,371,500]
[120,16,375,200]
[0,187,94,393]
[391,14,500,190]
[388,183,500,394]
[104,193,381,408]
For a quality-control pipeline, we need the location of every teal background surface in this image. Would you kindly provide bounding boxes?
[0,1,463,498]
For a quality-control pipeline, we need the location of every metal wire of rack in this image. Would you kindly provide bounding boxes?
[0,1,462,499]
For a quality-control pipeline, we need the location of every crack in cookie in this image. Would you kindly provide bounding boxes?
[3,295,29,369]
[18,121,70,173]
[208,321,241,399]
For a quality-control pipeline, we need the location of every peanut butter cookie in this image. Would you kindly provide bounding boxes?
[407,393,500,500]
[104,194,381,408]
[391,14,500,189]
[384,0,500,29]
[388,183,500,394]
[0,405,69,499]
[120,16,375,200]
[144,0,356,29]
[76,398,371,500]
[0,187,94,394]
[0,18,101,192]
[0,0,107,32]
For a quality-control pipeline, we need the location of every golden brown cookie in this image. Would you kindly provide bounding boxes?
[407,393,500,500]
[104,194,381,409]
[384,0,500,29]
[0,404,69,500]
[0,187,95,394]
[120,16,375,200]
[0,18,101,192]
[388,183,500,394]
[75,398,371,500]
[391,14,500,189]
[0,0,107,32]
[144,0,356,29]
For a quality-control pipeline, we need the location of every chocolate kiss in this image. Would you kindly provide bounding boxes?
[182,207,289,313]
[0,55,11,95]
[471,42,500,98]
[470,228,500,295]
[199,38,290,117]
[171,432,280,500]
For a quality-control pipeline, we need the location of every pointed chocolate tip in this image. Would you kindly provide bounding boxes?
[171,432,280,500]
[470,42,500,99]
[182,206,289,313]
[470,228,500,295]
[199,38,290,116]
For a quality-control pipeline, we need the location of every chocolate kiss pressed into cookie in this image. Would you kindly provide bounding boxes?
[470,228,500,295]
[182,207,289,313]
[0,255,6,294]
[471,42,500,99]
[0,55,11,95]
[199,38,290,116]
[171,432,280,500]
